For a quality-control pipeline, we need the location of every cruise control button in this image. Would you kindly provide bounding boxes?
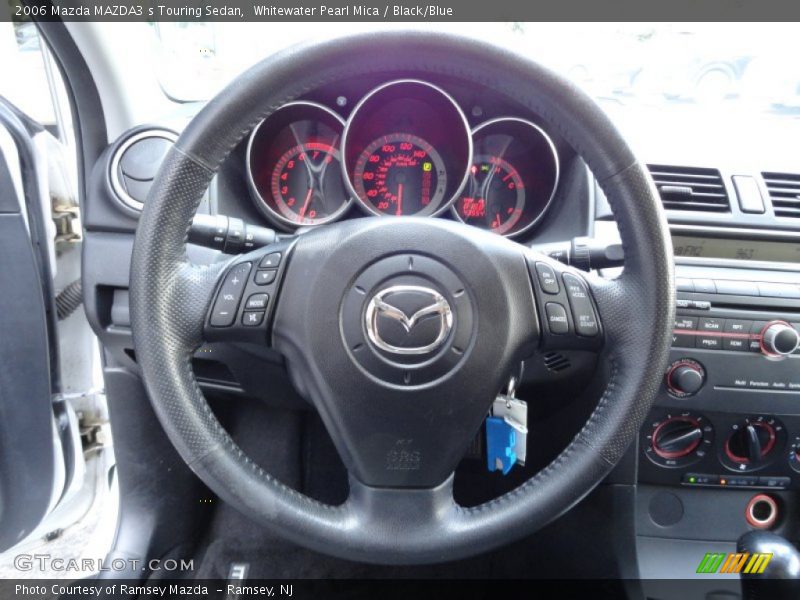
[545,302,569,334]
[209,262,252,327]
[534,262,559,294]
[562,273,598,337]
[245,293,269,310]
[242,311,265,327]
[259,252,282,268]
[255,270,277,285]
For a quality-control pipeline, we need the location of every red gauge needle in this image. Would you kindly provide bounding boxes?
[396,183,404,216]
[298,187,314,219]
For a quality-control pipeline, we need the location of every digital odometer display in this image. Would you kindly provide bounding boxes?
[457,156,525,235]
[353,133,447,216]
[672,235,800,264]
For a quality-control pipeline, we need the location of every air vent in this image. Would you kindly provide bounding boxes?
[543,352,571,373]
[109,129,177,211]
[762,172,800,219]
[648,165,729,212]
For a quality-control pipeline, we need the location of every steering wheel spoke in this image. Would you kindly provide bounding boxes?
[345,474,457,535]
[202,239,294,345]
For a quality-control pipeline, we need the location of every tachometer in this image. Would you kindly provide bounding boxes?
[270,142,344,225]
[247,102,351,229]
[353,133,447,216]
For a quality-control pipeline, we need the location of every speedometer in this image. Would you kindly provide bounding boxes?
[342,79,472,218]
[353,133,447,216]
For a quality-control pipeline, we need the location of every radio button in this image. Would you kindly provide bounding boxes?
[748,321,768,352]
[724,337,749,352]
[715,280,759,296]
[724,319,752,333]
[673,334,695,348]
[699,318,725,332]
[758,282,800,299]
[675,316,697,330]
[697,336,722,350]
[693,279,716,294]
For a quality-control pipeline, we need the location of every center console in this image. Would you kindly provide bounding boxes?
[635,240,800,588]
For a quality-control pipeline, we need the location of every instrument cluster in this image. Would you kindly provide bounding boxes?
[246,79,560,238]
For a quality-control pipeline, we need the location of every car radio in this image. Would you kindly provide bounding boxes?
[638,272,800,491]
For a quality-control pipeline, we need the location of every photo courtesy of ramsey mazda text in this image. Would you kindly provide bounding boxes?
[0,3,800,599]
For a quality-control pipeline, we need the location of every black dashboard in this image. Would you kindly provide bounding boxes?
[81,66,800,588]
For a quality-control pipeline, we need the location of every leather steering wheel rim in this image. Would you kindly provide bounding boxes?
[130,31,674,564]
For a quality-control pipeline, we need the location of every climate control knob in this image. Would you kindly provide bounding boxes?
[653,417,703,459]
[666,359,705,397]
[644,411,713,468]
[721,416,785,472]
[761,321,800,358]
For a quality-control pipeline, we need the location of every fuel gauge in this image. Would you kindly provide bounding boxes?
[454,117,559,238]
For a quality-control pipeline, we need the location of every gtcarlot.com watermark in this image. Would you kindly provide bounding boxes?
[14,554,194,573]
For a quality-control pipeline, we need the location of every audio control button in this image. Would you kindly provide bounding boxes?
[675,316,698,330]
[697,336,721,350]
[748,321,769,352]
[699,317,725,332]
[761,321,800,357]
[666,359,705,397]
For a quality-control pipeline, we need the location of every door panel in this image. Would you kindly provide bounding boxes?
[0,113,59,551]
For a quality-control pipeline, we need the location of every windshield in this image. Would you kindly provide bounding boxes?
[151,22,800,120]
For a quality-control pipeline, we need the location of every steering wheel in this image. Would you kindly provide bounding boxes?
[130,32,674,564]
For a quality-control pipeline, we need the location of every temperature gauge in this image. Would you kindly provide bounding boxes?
[456,156,525,235]
[454,117,559,237]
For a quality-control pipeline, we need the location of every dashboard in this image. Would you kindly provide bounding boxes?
[244,78,561,238]
[80,63,800,589]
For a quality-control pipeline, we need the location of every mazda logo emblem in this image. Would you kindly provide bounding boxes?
[364,285,453,355]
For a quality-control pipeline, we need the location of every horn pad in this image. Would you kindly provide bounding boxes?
[341,254,474,386]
